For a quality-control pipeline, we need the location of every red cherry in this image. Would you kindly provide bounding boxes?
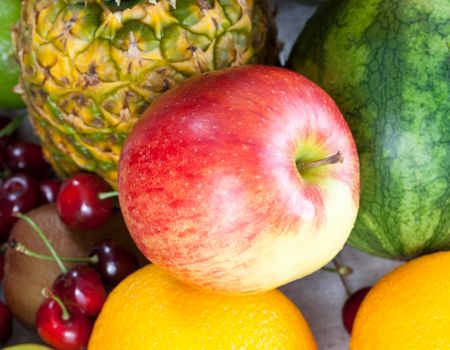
[56,173,114,230]
[0,147,5,170]
[0,184,43,239]
[0,191,40,240]
[1,175,40,235]
[342,287,371,333]
[39,179,62,204]
[52,265,107,316]
[0,252,4,281]
[91,239,139,285]
[0,201,16,240]
[0,301,13,344]
[2,173,40,205]
[6,142,51,178]
[36,298,93,350]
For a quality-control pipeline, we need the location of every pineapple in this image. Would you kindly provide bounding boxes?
[16,0,277,188]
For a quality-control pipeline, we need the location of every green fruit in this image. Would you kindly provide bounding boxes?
[0,0,23,108]
[288,0,450,259]
[2,346,53,350]
[15,0,277,188]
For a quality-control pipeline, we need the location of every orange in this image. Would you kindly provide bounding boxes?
[350,251,450,350]
[88,264,317,350]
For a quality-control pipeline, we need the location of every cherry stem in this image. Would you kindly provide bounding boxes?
[297,151,343,172]
[0,114,25,138]
[98,191,118,200]
[42,289,71,321]
[333,258,352,296]
[322,265,353,276]
[9,239,98,264]
[15,213,68,274]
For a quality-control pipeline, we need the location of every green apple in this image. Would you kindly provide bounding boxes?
[3,345,53,350]
[0,0,23,109]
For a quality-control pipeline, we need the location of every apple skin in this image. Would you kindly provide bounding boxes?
[118,65,359,293]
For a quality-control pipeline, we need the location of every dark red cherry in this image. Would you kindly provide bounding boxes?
[0,301,13,344]
[91,239,139,285]
[0,252,4,281]
[2,173,40,210]
[0,147,5,170]
[56,173,114,230]
[39,179,62,204]
[0,184,43,239]
[0,201,18,240]
[342,286,371,333]
[52,265,107,316]
[6,142,51,178]
[36,298,93,350]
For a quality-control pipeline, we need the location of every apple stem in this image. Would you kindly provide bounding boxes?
[42,288,71,321]
[15,213,68,274]
[333,258,352,296]
[98,191,118,200]
[297,151,343,172]
[322,265,353,276]
[9,239,99,264]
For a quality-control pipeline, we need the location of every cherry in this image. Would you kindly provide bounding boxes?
[0,301,13,344]
[57,173,114,230]
[15,212,106,318]
[36,298,93,350]
[0,147,5,170]
[0,201,16,239]
[0,196,40,240]
[6,142,51,178]
[342,286,371,334]
[39,179,62,204]
[2,173,40,203]
[2,173,40,213]
[52,265,107,316]
[0,175,40,238]
[0,252,4,281]
[91,239,139,285]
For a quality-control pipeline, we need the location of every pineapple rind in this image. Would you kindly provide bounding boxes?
[17,0,277,188]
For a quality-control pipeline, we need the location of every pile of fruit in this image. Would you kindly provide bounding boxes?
[0,0,448,349]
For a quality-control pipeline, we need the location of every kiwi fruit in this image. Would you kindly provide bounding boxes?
[3,204,146,329]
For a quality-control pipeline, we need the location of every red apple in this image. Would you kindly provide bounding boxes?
[118,65,360,293]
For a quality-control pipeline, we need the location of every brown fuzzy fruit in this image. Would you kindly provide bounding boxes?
[3,204,146,329]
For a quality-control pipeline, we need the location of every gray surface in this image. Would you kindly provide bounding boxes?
[280,246,401,349]
[3,1,403,349]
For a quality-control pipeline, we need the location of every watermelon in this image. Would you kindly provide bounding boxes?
[288,0,450,259]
